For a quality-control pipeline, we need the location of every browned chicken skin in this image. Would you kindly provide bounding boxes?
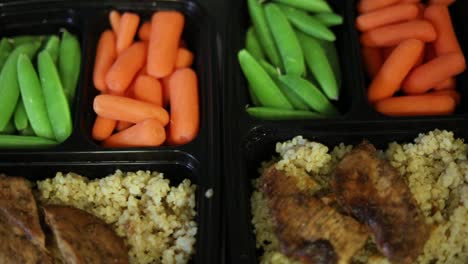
[260,166,369,264]
[332,141,430,264]
[43,205,129,264]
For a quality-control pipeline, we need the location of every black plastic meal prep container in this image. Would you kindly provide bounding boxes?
[0,0,223,263]
[222,0,468,263]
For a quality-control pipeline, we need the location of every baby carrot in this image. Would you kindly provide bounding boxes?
[358,0,400,14]
[93,94,169,125]
[93,30,117,92]
[116,12,140,54]
[416,3,425,19]
[403,52,466,94]
[92,115,116,141]
[401,0,421,3]
[175,48,194,68]
[382,46,395,60]
[361,46,383,78]
[109,10,121,35]
[106,42,147,94]
[429,0,455,5]
[116,121,133,131]
[434,77,456,90]
[167,68,199,146]
[360,20,437,47]
[429,89,460,105]
[424,5,462,55]
[147,11,185,78]
[138,22,151,41]
[356,4,419,32]
[375,95,456,116]
[103,118,166,147]
[133,75,163,106]
[368,39,424,103]
[425,43,437,61]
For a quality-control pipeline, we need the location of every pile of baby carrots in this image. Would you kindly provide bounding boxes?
[358,0,465,117]
[92,10,199,147]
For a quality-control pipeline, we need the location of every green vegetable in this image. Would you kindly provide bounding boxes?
[248,85,262,106]
[297,31,339,100]
[280,5,336,41]
[273,0,332,13]
[42,35,60,64]
[38,51,73,143]
[318,38,342,88]
[20,123,35,136]
[279,75,338,116]
[246,27,265,60]
[14,99,28,131]
[0,118,15,134]
[11,35,44,47]
[238,49,292,109]
[247,107,324,120]
[17,54,55,139]
[315,12,343,27]
[58,29,81,103]
[0,42,40,130]
[265,3,305,76]
[247,0,282,67]
[0,38,13,70]
[259,59,309,110]
[0,135,57,149]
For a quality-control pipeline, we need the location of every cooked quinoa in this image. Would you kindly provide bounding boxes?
[251,130,468,264]
[37,170,197,264]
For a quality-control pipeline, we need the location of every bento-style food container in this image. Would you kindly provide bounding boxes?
[0,1,222,263]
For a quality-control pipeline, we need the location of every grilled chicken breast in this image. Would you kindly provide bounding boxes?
[332,141,430,264]
[43,205,129,264]
[260,166,369,264]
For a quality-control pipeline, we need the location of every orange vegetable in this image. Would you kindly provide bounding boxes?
[116,121,133,131]
[401,0,420,3]
[94,94,169,125]
[161,75,171,107]
[429,0,455,5]
[375,95,456,116]
[403,52,466,94]
[175,48,194,68]
[416,3,425,19]
[147,11,185,78]
[434,77,456,90]
[360,20,437,47]
[429,89,461,104]
[425,43,437,61]
[368,39,424,103]
[93,30,117,92]
[361,46,383,78]
[116,12,140,54]
[92,116,117,141]
[167,68,199,146]
[106,42,147,95]
[382,46,395,60]
[133,75,163,106]
[356,4,419,32]
[109,10,121,35]
[424,5,462,55]
[103,118,166,147]
[358,0,400,14]
[138,22,151,41]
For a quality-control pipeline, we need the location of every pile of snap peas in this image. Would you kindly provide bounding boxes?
[239,0,343,120]
[0,30,81,148]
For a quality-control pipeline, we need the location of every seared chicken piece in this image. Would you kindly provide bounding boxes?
[332,141,430,264]
[0,214,51,264]
[0,175,46,250]
[260,166,369,264]
[43,205,129,264]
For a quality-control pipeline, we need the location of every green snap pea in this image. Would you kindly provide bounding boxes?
[0,42,41,130]
[279,75,338,117]
[246,27,265,61]
[247,0,282,67]
[14,99,28,131]
[0,135,57,149]
[58,29,81,103]
[17,54,55,139]
[259,59,309,110]
[248,85,262,106]
[238,49,293,109]
[265,3,305,76]
[247,107,324,120]
[318,38,342,89]
[315,13,343,27]
[297,31,339,100]
[0,118,15,134]
[280,5,336,42]
[273,0,332,13]
[42,35,60,64]
[20,123,35,136]
[11,35,44,47]
[0,38,13,70]
[38,51,73,143]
